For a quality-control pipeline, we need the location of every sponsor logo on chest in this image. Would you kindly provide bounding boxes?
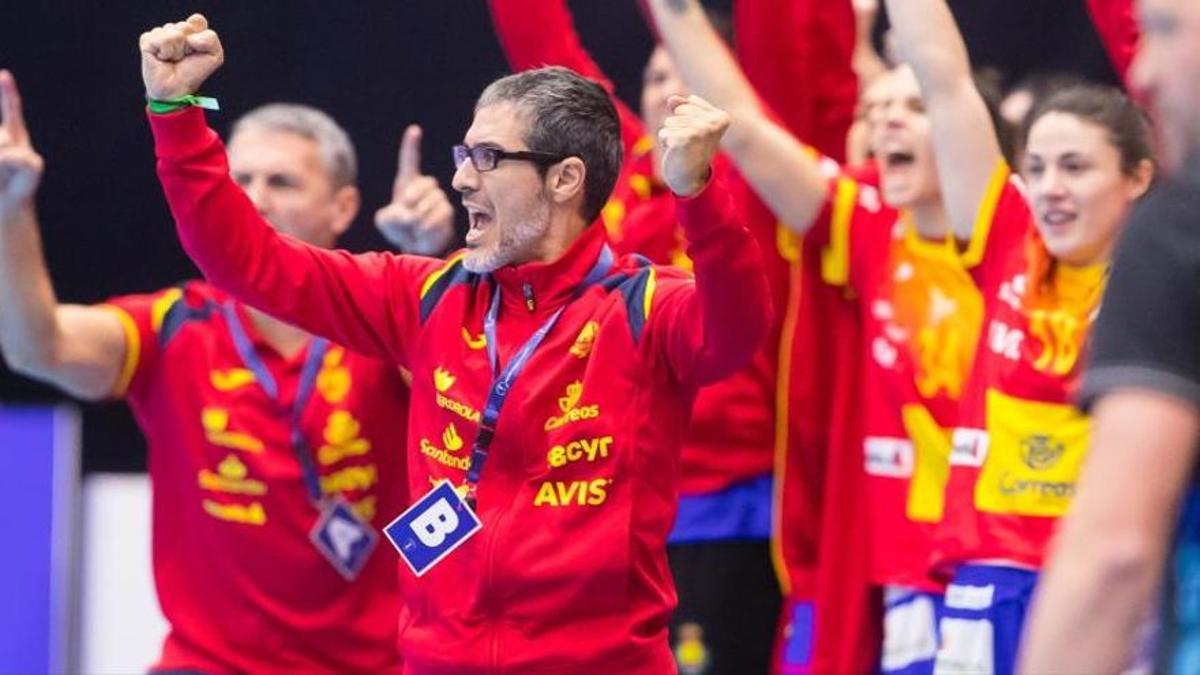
[544,380,601,431]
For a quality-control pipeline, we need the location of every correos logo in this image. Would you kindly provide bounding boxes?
[544,380,600,431]
[1018,434,1064,471]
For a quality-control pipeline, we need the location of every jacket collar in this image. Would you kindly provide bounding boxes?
[489,223,610,316]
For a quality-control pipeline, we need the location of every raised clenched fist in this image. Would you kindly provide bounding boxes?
[375,124,456,256]
[657,94,730,198]
[139,14,224,101]
[0,71,44,218]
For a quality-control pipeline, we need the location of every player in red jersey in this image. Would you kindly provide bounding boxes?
[1022,1,1200,669]
[0,69,456,672]
[140,13,770,672]
[646,1,1021,671]
[485,2,802,670]
[881,0,1156,670]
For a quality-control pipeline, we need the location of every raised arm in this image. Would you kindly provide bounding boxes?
[882,0,1003,241]
[486,0,643,153]
[645,0,828,234]
[141,15,434,367]
[652,95,771,384]
[0,71,128,401]
[851,0,889,88]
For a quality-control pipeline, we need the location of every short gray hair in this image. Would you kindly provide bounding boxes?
[477,66,622,223]
[230,103,358,189]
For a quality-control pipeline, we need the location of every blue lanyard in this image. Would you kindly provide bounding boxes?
[465,245,614,508]
[222,303,330,504]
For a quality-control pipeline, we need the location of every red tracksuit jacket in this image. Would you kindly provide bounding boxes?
[150,107,771,673]
[488,0,784,496]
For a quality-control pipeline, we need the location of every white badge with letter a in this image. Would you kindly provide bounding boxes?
[384,480,481,576]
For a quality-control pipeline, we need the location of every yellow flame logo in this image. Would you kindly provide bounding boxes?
[443,423,464,452]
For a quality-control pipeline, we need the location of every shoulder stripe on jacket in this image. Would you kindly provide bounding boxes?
[419,254,481,324]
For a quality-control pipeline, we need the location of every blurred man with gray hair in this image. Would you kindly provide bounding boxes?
[0,67,455,671]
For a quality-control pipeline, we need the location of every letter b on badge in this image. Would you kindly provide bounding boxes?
[411,498,459,547]
[384,480,482,577]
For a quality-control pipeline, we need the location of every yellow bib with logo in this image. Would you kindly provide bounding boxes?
[975,388,1091,517]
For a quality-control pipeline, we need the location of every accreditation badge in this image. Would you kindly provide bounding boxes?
[384,480,481,577]
[310,495,379,580]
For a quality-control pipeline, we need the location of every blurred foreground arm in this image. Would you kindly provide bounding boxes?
[1020,390,1196,671]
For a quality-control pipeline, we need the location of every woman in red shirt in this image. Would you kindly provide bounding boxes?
[882,0,1155,671]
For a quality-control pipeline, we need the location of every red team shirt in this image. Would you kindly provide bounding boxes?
[939,163,1103,572]
[806,159,984,592]
[104,281,409,674]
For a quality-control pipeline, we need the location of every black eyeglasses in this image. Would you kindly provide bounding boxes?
[452,144,567,172]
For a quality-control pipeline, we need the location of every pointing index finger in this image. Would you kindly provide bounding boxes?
[396,124,423,191]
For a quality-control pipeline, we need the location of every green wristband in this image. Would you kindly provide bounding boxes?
[146,94,220,115]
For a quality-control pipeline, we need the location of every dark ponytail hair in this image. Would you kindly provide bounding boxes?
[1021,84,1154,176]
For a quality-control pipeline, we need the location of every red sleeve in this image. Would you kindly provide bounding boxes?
[487,0,644,154]
[149,107,441,369]
[736,0,857,161]
[798,155,886,296]
[98,287,178,400]
[1086,0,1138,83]
[649,178,773,385]
[726,167,791,330]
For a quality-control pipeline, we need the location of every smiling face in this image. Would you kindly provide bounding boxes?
[870,66,942,209]
[227,128,358,249]
[1022,112,1147,265]
[452,101,554,273]
[1132,0,1200,171]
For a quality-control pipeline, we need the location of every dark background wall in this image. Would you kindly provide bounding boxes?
[0,0,1115,472]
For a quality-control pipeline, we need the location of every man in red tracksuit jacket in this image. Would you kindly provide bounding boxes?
[485,5,787,669]
[140,14,771,673]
